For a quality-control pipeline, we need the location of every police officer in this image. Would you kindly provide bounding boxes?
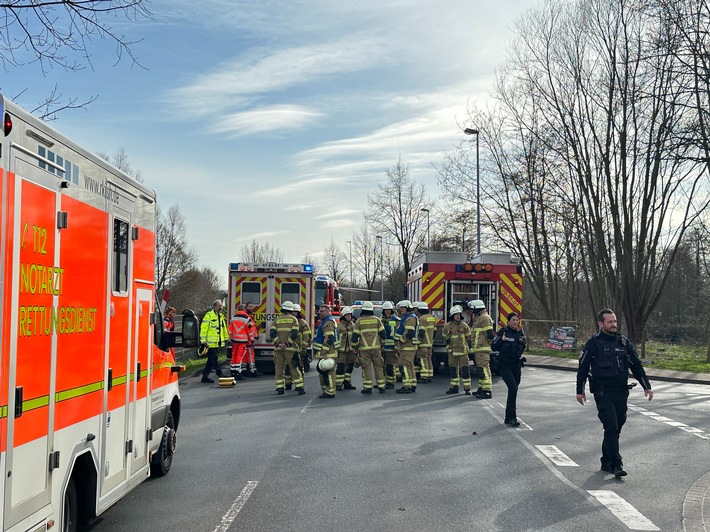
[353,301,387,394]
[336,306,357,391]
[469,299,494,399]
[492,312,527,426]
[576,308,653,478]
[199,299,229,383]
[313,304,339,398]
[270,301,304,395]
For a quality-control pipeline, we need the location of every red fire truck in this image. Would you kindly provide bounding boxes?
[407,251,522,370]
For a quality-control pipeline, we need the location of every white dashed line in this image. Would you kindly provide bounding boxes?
[587,490,659,530]
[213,481,258,532]
[535,445,578,467]
[629,403,710,440]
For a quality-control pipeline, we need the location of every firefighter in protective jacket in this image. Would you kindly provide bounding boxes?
[353,301,387,393]
[313,304,340,398]
[394,300,419,394]
[270,301,304,395]
[442,305,472,394]
[469,299,494,399]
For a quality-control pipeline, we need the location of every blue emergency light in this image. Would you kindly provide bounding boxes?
[303,264,314,272]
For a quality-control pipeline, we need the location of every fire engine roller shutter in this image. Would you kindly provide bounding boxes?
[421,272,445,311]
[498,273,522,325]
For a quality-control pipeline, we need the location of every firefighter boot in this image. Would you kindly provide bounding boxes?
[475,389,492,399]
[446,386,459,395]
[343,381,356,390]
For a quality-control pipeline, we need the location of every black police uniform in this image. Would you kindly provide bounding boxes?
[491,325,526,425]
[576,331,651,472]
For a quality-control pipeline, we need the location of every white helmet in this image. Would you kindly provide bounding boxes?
[292,304,302,312]
[317,358,335,372]
[396,300,412,309]
[450,305,463,315]
[382,301,394,310]
[468,299,486,311]
[341,306,353,316]
[281,300,295,311]
[417,301,429,310]
[362,301,374,311]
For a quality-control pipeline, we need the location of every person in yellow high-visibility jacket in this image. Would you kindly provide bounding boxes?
[199,299,229,383]
[469,299,494,399]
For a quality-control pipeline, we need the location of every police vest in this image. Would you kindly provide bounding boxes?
[591,334,630,379]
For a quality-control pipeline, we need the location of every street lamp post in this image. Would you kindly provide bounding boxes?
[375,235,384,300]
[464,127,481,255]
[346,240,353,287]
[420,208,430,250]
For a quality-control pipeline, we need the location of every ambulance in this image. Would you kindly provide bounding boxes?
[0,95,198,531]
[227,262,315,373]
[406,251,522,371]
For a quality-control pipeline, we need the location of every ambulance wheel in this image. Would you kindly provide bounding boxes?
[63,478,78,532]
[151,411,176,477]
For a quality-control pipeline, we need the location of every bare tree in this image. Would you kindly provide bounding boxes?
[239,240,284,263]
[1,1,150,116]
[301,253,320,273]
[351,225,379,290]
[499,0,710,345]
[155,204,198,297]
[168,267,223,318]
[320,239,347,284]
[97,147,143,182]
[366,157,429,292]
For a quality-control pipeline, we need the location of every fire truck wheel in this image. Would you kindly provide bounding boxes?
[151,411,176,477]
[63,477,78,532]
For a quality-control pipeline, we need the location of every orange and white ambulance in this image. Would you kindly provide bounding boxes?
[0,95,198,531]
[227,262,315,373]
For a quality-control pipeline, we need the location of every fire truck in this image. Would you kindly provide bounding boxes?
[407,251,522,371]
[0,95,198,531]
[227,263,315,373]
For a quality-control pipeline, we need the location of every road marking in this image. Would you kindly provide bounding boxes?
[629,403,710,441]
[213,480,258,532]
[587,490,659,531]
[300,395,315,414]
[535,445,578,467]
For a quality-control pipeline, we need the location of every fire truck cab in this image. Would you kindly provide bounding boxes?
[407,251,522,372]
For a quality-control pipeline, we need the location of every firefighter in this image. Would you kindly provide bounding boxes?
[292,304,312,372]
[244,302,262,377]
[416,301,437,383]
[228,303,256,380]
[336,306,357,390]
[313,304,339,398]
[394,300,419,394]
[270,301,304,395]
[352,301,387,394]
[381,301,400,388]
[442,305,472,394]
[469,299,494,399]
[199,299,229,383]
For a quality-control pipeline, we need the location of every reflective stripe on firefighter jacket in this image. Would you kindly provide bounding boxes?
[272,312,300,352]
[442,320,471,356]
[297,317,312,351]
[353,315,385,351]
[313,316,339,358]
[395,313,419,352]
[337,319,355,353]
[417,314,437,348]
[471,310,494,353]
[229,311,255,343]
[200,309,229,347]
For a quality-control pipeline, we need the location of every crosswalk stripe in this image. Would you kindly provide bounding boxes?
[535,445,578,467]
[587,490,659,531]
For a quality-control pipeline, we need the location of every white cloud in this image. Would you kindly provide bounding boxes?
[207,105,324,136]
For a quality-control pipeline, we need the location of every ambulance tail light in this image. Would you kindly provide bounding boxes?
[3,112,11,136]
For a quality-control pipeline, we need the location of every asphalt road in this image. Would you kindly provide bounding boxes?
[93,365,710,531]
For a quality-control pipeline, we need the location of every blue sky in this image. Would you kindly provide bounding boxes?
[5,0,539,284]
